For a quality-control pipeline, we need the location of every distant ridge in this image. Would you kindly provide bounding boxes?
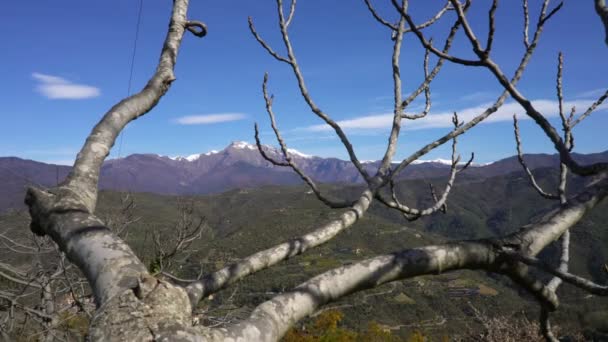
[1,142,607,212]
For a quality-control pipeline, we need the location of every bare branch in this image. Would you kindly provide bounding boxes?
[571,88,608,127]
[429,183,447,213]
[487,61,608,176]
[597,0,608,45]
[248,17,291,64]
[0,232,54,254]
[539,2,564,27]
[363,0,397,31]
[403,1,453,33]
[0,293,53,321]
[365,0,453,34]
[185,190,373,304]
[513,115,560,200]
[388,0,553,183]
[556,52,567,131]
[220,172,608,340]
[398,7,461,118]
[506,267,558,311]
[279,0,371,182]
[60,1,207,212]
[377,4,463,179]
[401,46,431,120]
[250,0,370,183]
[374,4,410,176]
[444,0,606,177]
[378,113,472,220]
[392,0,484,66]
[0,267,43,289]
[485,0,498,55]
[506,251,608,296]
[224,241,496,340]
[540,307,560,342]
[24,0,202,307]
[11,2,606,340]
[253,125,289,167]
[256,73,354,209]
[285,0,296,28]
[151,199,205,274]
[522,0,530,48]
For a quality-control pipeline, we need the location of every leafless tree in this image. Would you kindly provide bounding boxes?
[21,0,608,341]
[0,194,141,340]
[150,197,206,277]
[0,226,93,341]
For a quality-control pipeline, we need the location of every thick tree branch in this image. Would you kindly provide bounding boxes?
[219,172,608,340]
[24,0,204,307]
[62,0,206,212]
[185,190,373,305]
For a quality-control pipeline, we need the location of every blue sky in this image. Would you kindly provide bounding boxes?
[0,1,606,165]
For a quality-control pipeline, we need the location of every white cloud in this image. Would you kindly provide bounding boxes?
[305,99,608,132]
[174,113,247,125]
[32,72,100,99]
[575,88,607,99]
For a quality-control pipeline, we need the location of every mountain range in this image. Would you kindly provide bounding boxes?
[1,141,607,212]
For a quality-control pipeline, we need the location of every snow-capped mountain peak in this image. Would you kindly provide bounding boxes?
[167,153,202,162]
[185,154,202,162]
[286,148,312,159]
[164,141,315,163]
[204,150,219,156]
[226,141,313,159]
[411,158,454,166]
[229,141,257,150]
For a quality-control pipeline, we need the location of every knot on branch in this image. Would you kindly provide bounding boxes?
[89,277,195,341]
[25,187,53,236]
[185,20,207,38]
[25,186,90,236]
[133,274,160,299]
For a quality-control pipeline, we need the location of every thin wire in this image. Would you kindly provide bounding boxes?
[115,0,144,190]
[127,0,145,97]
